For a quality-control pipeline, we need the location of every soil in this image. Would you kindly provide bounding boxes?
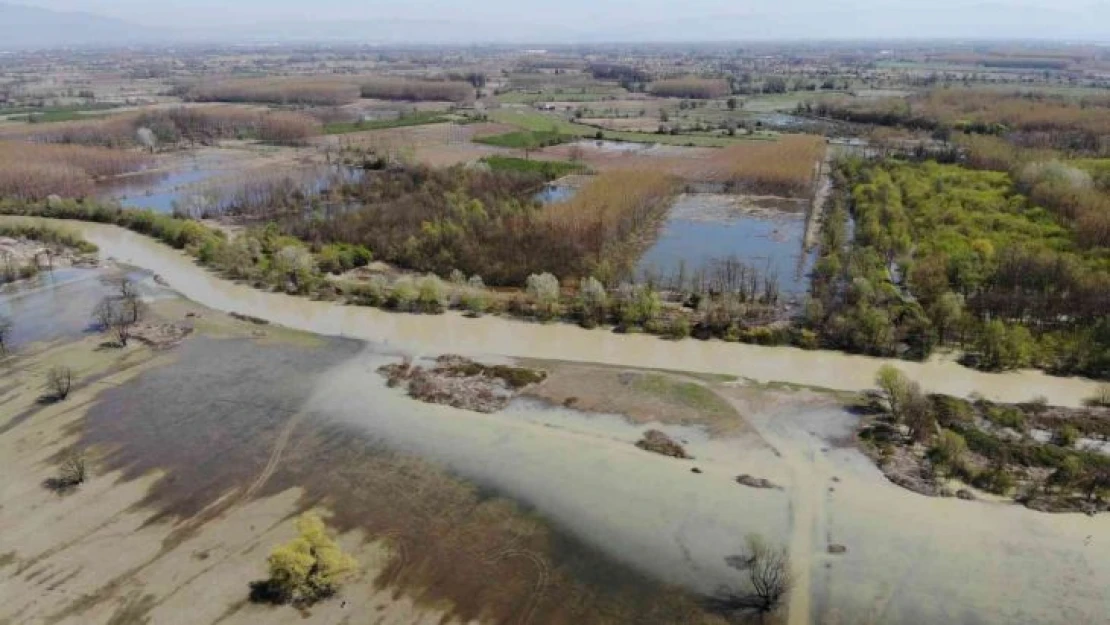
[635,429,690,458]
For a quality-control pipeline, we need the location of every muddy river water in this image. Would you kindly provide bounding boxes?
[26,218,1100,408]
[3,217,1109,625]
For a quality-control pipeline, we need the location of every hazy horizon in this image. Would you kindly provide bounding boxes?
[3,0,1110,46]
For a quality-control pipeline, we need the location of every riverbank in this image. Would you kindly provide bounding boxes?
[5,216,1096,407]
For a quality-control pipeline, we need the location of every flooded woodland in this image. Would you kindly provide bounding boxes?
[1,219,1107,625]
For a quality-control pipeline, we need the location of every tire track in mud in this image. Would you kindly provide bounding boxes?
[240,408,306,502]
[484,548,551,625]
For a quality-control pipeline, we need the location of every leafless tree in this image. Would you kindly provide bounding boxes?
[711,534,793,623]
[0,314,11,355]
[47,365,74,400]
[92,278,145,346]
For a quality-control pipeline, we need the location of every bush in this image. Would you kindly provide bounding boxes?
[1053,425,1081,448]
[252,512,357,606]
[973,468,1016,495]
[576,276,608,327]
[526,272,561,320]
[389,277,419,311]
[665,316,691,339]
[416,274,446,313]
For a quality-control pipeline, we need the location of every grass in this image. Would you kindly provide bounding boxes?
[488,109,767,148]
[9,111,112,123]
[481,156,586,179]
[323,111,453,134]
[631,374,736,417]
[473,129,572,149]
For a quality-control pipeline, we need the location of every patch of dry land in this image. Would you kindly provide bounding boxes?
[0,256,1107,625]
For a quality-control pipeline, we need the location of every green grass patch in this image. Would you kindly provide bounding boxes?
[631,373,735,417]
[488,109,771,147]
[473,129,572,149]
[481,156,586,180]
[323,111,452,134]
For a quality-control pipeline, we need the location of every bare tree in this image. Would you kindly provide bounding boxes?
[47,365,74,400]
[0,314,11,355]
[92,278,145,346]
[711,534,793,623]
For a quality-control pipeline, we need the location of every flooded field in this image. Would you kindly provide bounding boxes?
[636,193,816,295]
[0,266,164,350]
[2,294,1106,624]
[99,152,234,212]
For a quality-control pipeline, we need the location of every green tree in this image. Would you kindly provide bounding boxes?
[255,512,358,606]
[875,365,910,418]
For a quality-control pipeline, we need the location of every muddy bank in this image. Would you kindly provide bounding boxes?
[26,218,1099,408]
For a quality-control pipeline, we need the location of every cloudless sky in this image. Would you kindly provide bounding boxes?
[11,0,1110,40]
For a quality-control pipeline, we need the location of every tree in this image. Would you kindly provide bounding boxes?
[47,365,74,401]
[875,365,910,418]
[252,512,357,606]
[713,534,792,622]
[93,278,145,346]
[902,382,936,443]
[0,314,11,355]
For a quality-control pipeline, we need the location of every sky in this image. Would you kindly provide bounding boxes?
[9,0,1110,42]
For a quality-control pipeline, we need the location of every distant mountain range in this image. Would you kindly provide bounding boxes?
[1,1,1107,50]
[0,2,158,50]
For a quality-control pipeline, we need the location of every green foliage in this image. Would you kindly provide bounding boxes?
[323,111,451,134]
[316,243,372,275]
[814,159,1110,378]
[1053,424,1081,448]
[255,512,357,606]
[526,272,561,319]
[474,130,572,150]
[481,156,586,180]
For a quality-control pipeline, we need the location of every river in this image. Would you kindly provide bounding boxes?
[2,217,1100,407]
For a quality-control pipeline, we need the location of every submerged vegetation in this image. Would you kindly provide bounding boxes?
[810,159,1109,378]
[862,366,1110,514]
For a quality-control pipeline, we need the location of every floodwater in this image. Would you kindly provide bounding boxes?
[99,153,232,213]
[4,217,1102,407]
[0,266,162,350]
[534,184,577,204]
[637,193,817,295]
[311,350,788,593]
[4,237,1107,625]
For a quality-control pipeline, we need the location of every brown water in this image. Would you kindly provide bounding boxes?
[29,219,1097,408]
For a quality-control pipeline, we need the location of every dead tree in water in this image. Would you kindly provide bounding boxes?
[709,534,793,623]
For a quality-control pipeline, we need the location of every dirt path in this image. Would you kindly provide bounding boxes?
[803,153,832,251]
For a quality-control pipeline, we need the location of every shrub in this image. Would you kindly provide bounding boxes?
[1053,425,1081,448]
[973,468,1016,495]
[416,274,446,313]
[526,272,561,320]
[929,430,968,470]
[665,316,691,339]
[576,276,608,327]
[252,512,357,606]
[47,365,75,400]
[389,277,418,311]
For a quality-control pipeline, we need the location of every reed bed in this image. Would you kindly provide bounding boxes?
[540,169,680,280]
[0,141,151,200]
